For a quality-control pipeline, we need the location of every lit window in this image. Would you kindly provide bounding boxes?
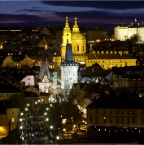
[12,118,15,122]
[139,94,142,97]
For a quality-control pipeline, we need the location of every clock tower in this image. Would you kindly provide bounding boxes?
[60,43,79,95]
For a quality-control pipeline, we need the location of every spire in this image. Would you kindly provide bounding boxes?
[74,17,77,25]
[63,16,71,39]
[39,59,51,80]
[72,17,80,32]
[89,43,93,53]
[65,16,70,28]
[46,59,50,80]
[66,16,68,23]
[65,43,73,62]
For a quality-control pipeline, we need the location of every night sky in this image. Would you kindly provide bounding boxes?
[0,1,144,33]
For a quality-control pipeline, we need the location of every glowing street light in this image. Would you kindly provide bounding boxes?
[20,112,24,116]
[45,118,49,121]
[19,118,23,122]
[25,108,28,111]
[46,107,49,111]
[50,125,53,129]
[27,104,30,107]
[44,112,47,115]
[20,126,23,129]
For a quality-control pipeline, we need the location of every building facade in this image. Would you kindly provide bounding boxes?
[87,97,144,128]
[61,44,79,94]
[114,23,144,43]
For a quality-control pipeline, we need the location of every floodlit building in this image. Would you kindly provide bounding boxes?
[0,100,20,138]
[61,43,79,94]
[114,23,144,43]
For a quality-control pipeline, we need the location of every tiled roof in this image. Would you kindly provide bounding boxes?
[86,54,96,59]
[80,64,110,77]
[87,92,144,109]
[0,77,21,93]
[112,66,144,76]
[0,100,19,114]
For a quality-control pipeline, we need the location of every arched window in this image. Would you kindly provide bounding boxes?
[77,45,79,51]
[67,39,69,44]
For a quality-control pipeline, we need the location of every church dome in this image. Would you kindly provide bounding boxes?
[71,32,86,40]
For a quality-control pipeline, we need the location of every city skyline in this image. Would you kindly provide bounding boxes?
[0,1,144,33]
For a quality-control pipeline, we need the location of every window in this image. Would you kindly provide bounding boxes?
[95,117,99,123]
[11,118,15,122]
[127,117,130,123]
[103,110,106,114]
[121,110,124,115]
[11,110,15,114]
[141,110,144,115]
[132,117,135,124]
[116,110,119,115]
[89,116,93,123]
[121,117,124,124]
[141,117,144,124]
[116,117,119,124]
[77,45,79,51]
[109,110,112,114]
[109,117,112,124]
[95,109,98,114]
[103,117,106,123]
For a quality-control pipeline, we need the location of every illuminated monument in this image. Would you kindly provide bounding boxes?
[60,43,79,94]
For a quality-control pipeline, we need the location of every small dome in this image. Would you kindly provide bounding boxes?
[71,32,86,40]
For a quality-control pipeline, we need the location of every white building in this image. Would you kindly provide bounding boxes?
[21,75,35,86]
[114,23,144,43]
[61,44,79,94]
[38,75,52,93]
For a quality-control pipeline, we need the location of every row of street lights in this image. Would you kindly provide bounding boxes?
[19,99,59,144]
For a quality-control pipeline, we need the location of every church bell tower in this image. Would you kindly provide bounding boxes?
[61,16,71,62]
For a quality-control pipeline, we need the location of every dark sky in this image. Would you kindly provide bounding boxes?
[0,1,144,33]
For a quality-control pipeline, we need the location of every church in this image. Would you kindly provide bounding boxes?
[53,17,137,70]
[53,16,87,69]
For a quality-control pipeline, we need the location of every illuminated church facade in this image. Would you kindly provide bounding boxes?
[53,17,137,70]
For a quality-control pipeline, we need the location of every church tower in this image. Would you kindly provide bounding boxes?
[60,43,79,95]
[61,17,71,62]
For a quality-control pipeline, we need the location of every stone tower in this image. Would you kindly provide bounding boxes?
[60,43,79,95]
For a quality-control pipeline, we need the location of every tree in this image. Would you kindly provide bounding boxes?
[126,34,141,53]
[48,95,83,134]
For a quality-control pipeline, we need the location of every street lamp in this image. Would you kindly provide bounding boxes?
[50,125,53,129]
